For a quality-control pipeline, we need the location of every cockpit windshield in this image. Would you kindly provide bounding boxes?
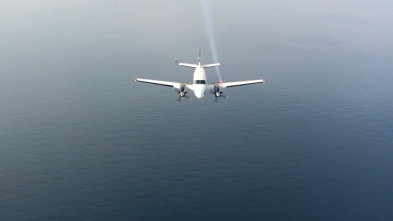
[195,80,206,84]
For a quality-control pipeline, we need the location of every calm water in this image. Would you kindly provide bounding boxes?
[1,1,393,220]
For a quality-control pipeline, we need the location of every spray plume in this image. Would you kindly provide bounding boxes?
[201,0,222,81]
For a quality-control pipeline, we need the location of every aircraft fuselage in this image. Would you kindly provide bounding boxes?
[190,62,207,98]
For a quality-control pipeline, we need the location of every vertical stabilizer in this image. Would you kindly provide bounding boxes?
[198,48,202,63]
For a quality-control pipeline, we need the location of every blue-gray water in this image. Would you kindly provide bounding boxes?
[1,1,393,220]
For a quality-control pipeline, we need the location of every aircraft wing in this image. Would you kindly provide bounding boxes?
[134,77,185,89]
[219,79,265,88]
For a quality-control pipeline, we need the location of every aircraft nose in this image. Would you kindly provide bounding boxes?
[194,89,204,98]
[195,91,204,98]
[193,85,205,98]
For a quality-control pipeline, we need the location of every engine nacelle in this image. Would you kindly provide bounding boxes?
[213,84,223,97]
[178,84,187,97]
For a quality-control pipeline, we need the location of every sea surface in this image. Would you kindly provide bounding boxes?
[1,1,393,220]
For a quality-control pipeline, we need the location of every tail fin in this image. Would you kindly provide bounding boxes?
[198,48,201,63]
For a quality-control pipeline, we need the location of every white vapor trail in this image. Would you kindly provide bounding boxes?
[201,0,222,81]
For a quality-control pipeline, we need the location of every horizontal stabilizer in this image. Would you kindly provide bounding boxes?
[203,63,220,68]
[179,63,198,68]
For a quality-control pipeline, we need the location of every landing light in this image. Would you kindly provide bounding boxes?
[219,80,223,83]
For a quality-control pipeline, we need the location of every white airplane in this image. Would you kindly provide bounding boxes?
[134,50,265,101]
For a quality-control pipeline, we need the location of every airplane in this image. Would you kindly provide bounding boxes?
[134,49,265,102]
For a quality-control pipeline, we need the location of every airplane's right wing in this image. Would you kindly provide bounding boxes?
[220,79,265,88]
[134,77,183,89]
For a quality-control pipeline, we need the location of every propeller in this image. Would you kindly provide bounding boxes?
[210,83,228,102]
[176,94,190,102]
[175,84,190,102]
[214,93,227,102]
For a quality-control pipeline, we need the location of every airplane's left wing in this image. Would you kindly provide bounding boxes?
[134,77,182,89]
[219,79,265,88]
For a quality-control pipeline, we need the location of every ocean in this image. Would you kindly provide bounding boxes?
[1,1,393,220]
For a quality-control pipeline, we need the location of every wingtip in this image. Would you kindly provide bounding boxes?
[134,77,138,82]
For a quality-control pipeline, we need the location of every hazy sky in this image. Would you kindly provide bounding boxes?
[1,0,392,52]
[1,0,392,87]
